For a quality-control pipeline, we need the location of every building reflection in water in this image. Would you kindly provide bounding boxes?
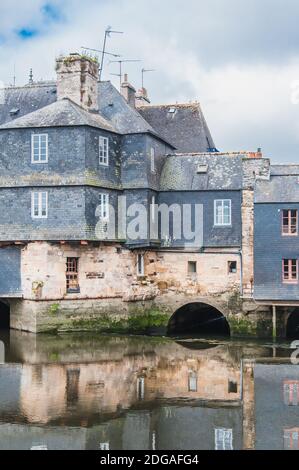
[0,331,296,450]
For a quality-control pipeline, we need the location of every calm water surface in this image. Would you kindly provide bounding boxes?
[0,330,298,450]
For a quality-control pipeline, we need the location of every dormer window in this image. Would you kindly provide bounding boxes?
[99,136,109,166]
[31,134,48,164]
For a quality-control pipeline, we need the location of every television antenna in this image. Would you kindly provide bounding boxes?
[109,59,141,89]
[99,26,123,81]
[142,68,155,88]
[81,46,121,80]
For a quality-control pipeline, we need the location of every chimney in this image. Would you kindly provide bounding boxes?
[135,87,151,107]
[121,74,136,108]
[56,53,99,112]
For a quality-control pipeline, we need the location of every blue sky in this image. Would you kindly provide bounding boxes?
[1,0,299,163]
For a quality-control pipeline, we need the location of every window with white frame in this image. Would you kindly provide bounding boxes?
[99,136,109,166]
[137,253,144,277]
[31,134,48,163]
[214,200,231,226]
[31,192,48,219]
[150,147,155,173]
[215,428,233,450]
[151,195,156,222]
[99,194,109,221]
[99,442,110,451]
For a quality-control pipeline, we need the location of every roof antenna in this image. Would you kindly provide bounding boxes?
[99,26,123,82]
[109,59,141,90]
[141,68,155,89]
[29,68,33,86]
[81,44,122,80]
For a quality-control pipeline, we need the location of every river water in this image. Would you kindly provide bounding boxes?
[0,330,298,450]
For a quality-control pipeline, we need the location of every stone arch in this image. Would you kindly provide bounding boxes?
[167,299,231,337]
[286,307,299,339]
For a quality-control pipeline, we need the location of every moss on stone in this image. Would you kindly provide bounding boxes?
[38,308,170,334]
[48,303,60,317]
[228,316,257,337]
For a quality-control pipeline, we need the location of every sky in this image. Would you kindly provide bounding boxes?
[0,0,299,162]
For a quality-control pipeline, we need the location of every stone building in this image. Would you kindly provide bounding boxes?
[0,52,297,336]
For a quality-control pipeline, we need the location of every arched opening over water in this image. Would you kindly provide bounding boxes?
[286,308,299,339]
[0,301,10,330]
[167,302,230,337]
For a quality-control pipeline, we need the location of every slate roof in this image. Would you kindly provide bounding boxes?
[271,165,299,176]
[255,175,299,203]
[0,98,116,132]
[0,82,172,142]
[0,83,56,126]
[159,153,243,191]
[138,103,216,153]
[98,81,161,137]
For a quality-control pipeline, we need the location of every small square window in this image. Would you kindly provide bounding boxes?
[188,261,197,275]
[228,380,238,393]
[228,261,237,274]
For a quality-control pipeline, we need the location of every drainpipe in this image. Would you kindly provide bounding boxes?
[239,249,243,297]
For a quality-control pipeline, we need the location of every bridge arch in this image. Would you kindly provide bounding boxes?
[286,308,299,339]
[167,300,231,337]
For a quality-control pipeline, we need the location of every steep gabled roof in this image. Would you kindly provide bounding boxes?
[0,98,116,132]
[138,103,216,153]
[160,153,242,191]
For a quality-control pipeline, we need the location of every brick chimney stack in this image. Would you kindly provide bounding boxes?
[56,53,99,112]
[135,87,151,107]
[121,74,136,108]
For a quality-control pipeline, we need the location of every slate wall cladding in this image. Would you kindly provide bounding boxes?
[121,134,148,188]
[0,127,86,186]
[85,187,121,240]
[146,135,172,191]
[0,187,87,240]
[0,247,21,295]
[254,203,299,300]
[85,128,121,188]
[158,191,242,247]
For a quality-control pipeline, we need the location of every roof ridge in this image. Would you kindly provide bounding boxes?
[138,102,201,109]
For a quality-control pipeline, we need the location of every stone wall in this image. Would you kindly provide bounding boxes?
[3,241,271,335]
